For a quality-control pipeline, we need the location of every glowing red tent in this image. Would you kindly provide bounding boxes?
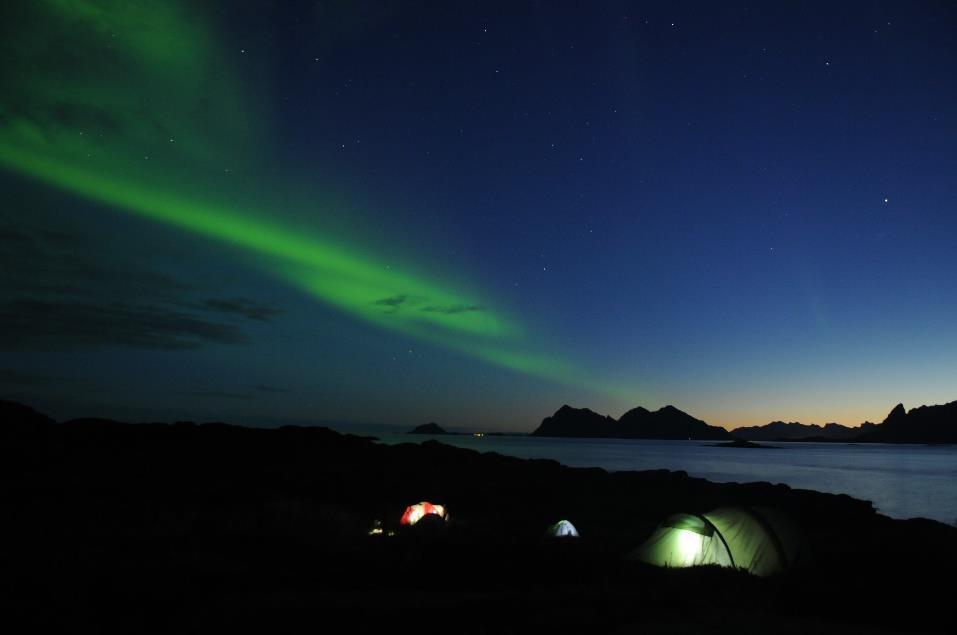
[400,501,448,526]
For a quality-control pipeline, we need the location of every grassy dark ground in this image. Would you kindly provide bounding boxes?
[2,399,954,633]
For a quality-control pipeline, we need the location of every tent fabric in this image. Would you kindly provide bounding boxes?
[663,513,715,536]
[704,507,785,577]
[630,507,796,576]
[545,519,580,537]
[399,501,447,526]
[633,514,733,569]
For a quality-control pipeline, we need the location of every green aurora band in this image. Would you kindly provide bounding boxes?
[0,0,592,386]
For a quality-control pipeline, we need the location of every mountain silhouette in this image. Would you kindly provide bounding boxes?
[732,401,956,443]
[409,422,448,434]
[532,404,730,440]
[531,405,617,437]
[617,404,730,439]
[731,420,877,441]
[858,401,957,443]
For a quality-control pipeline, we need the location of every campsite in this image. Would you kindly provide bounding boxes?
[3,399,955,633]
[4,2,957,632]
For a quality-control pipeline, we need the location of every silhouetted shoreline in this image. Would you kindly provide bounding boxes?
[3,399,955,633]
[711,439,779,449]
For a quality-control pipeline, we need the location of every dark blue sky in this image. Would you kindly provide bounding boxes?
[2,1,955,430]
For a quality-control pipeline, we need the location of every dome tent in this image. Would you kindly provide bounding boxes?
[545,519,580,538]
[630,507,798,576]
[399,501,448,527]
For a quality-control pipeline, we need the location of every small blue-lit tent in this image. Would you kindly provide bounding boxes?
[629,507,798,576]
[545,519,580,538]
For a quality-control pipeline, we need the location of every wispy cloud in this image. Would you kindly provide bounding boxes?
[173,390,254,400]
[0,299,248,351]
[252,384,291,393]
[202,298,282,322]
[374,294,485,315]
[0,223,277,352]
[0,368,71,386]
[422,304,485,314]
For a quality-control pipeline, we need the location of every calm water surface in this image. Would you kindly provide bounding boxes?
[373,433,957,525]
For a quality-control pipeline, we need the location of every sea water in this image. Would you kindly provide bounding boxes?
[369,433,957,525]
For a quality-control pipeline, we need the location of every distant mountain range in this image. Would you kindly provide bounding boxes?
[730,420,878,441]
[732,402,957,443]
[532,400,957,444]
[4,396,955,444]
[532,404,731,440]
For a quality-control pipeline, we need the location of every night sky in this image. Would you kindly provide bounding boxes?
[3,1,956,431]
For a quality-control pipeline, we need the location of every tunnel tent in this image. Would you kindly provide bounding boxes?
[545,519,580,537]
[632,513,733,569]
[630,507,797,576]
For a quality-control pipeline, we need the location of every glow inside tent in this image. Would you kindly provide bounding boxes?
[545,519,580,537]
[400,501,447,526]
[630,507,798,576]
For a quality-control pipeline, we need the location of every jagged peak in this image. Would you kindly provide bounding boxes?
[557,404,596,414]
[883,403,907,423]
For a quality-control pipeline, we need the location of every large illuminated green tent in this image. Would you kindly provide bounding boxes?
[630,507,798,576]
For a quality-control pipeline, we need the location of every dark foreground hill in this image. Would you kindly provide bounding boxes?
[533,404,731,440]
[2,399,955,633]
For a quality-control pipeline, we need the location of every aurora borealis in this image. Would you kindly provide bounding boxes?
[0,1,577,386]
[3,1,957,430]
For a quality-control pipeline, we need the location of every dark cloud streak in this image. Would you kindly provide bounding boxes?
[202,298,282,322]
[0,368,71,386]
[0,299,248,351]
[173,390,255,400]
[0,221,281,352]
[422,304,484,314]
[0,222,187,298]
[253,384,291,393]
[375,294,485,315]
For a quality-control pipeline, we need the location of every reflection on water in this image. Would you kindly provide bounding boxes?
[374,434,957,524]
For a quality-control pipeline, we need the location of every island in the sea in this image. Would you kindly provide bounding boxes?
[408,422,449,434]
